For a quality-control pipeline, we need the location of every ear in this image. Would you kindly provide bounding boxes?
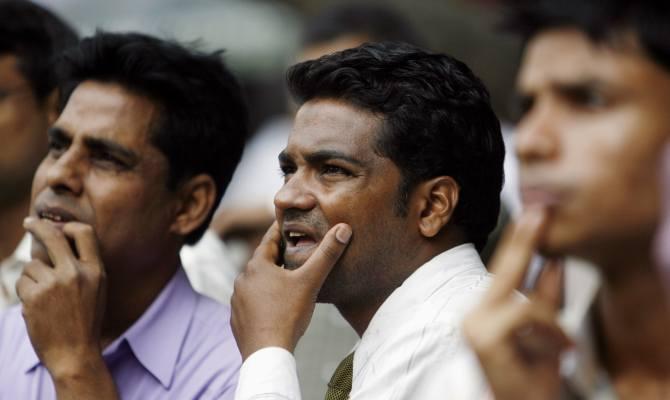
[169,174,217,238]
[44,90,60,124]
[415,176,460,238]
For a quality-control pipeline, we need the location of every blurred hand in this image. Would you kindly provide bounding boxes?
[17,217,117,399]
[463,208,571,400]
[231,221,351,360]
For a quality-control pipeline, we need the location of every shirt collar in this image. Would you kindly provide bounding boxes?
[23,266,198,389]
[14,234,31,262]
[559,259,616,399]
[356,243,485,364]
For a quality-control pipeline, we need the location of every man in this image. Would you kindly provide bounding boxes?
[464,1,670,398]
[232,41,505,399]
[0,0,77,309]
[0,31,247,399]
[215,5,423,398]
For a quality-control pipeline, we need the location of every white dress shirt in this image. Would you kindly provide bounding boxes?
[235,243,494,400]
[0,235,31,310]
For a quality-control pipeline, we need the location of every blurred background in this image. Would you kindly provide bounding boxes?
[32,0,521,132]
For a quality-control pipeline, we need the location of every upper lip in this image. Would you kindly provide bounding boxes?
[282,223,320,246]
[35,205,79,224]
[520,185,564,206]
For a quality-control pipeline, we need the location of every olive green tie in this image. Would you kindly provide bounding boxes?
[324,352,354,400]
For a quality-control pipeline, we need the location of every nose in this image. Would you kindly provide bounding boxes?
[45,149,84,196]
[515,99,559,163]
[274,172,317,214]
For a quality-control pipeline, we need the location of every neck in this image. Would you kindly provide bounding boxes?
[0,196,30,261]
[337,296,387,337]
[337,239,464,337]
[99,253,180,347]
[597,252,670,378]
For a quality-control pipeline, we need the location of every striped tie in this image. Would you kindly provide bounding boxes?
[324,352,354,400]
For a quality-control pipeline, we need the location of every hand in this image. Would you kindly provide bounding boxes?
[17,217,117,399]
[231,221,352,360]
[463,208,572,400]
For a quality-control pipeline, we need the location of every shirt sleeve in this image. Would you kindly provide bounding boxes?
[234,347,302,400]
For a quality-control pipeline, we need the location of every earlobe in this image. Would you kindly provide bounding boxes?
[417,176,459,238]
[170,174,217,238]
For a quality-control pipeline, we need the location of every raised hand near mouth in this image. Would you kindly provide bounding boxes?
[231,221,352,360]
[17,217,119,400]
[462,207,571,400]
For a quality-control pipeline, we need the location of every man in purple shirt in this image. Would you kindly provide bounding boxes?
[0,31,247,399]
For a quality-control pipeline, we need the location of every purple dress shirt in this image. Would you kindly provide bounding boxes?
[0,267,241,399]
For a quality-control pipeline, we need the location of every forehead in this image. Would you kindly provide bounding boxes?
[56,81,158,148]
[518,28,667,93]
[287,98,382,158]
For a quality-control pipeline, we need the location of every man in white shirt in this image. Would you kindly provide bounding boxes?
[463,1,670,398]
[231,41,505,399]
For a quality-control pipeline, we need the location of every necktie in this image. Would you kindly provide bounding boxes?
[324,352,354,400]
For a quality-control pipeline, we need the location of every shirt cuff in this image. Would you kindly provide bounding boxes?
[235,347,301,400]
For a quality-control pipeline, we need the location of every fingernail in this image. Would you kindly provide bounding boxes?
[23,217,35,227]
[335,225,352,244]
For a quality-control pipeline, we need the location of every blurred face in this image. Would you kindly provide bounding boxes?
[30,81,179,273]
[0,55,51,205]
[275,99,413,305]
[516,28,670,263]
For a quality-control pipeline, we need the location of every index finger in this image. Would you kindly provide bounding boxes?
[23,217,77,272]
[253,221,282,265]
[62,222,103,267]
[484,207,548,303]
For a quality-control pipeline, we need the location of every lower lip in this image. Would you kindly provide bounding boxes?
[284,239,318,255]
[39,218,67,230]
[521,189,562,207]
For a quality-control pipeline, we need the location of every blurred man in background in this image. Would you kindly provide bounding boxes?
[0,0,78,310]
[464,1,670,398]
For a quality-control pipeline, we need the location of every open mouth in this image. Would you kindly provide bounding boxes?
[285,230,318,247]
[37,207,77,224]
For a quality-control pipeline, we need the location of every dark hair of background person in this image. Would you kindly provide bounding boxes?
[502,0,670,72]
[302,2,424,48]
[287,41,505,251]
[57,31,249,244]
[0,0,78,102]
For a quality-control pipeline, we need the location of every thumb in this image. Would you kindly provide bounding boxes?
[297,223,352,288]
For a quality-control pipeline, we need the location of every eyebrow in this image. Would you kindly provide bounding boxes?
[48,126,140,166]
[278,149,365,167]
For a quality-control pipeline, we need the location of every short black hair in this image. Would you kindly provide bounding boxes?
[302,3,423,48]
[0,0,78,101]
[287,42,504,251]
[58,31,249,244]
[502,0,670,72]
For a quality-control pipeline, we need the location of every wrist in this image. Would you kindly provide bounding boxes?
[47,347,106,383]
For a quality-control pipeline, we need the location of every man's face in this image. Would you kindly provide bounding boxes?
[275,99,412,305]
[30,81,179,272]
[516,28,670,262]
[0,55,50,205]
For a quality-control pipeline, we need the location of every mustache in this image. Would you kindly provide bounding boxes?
[281,209,329,232]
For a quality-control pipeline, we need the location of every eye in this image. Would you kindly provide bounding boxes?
[47,137,68,158]
[564,87,608,110]
[92,150,128,170]
[322,164,352,176]
[279,164,296,179]
[510,94,535,123]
